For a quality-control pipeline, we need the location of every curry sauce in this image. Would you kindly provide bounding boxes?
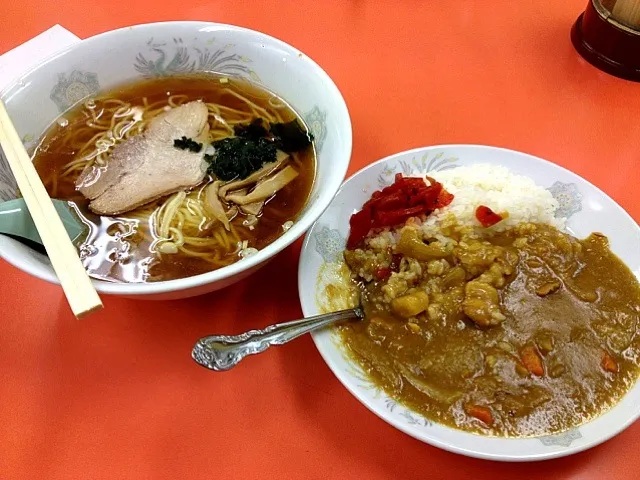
[340,223,640,437]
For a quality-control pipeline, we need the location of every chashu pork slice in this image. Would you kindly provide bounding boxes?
[146,100,209,145]
[76,101,210,215]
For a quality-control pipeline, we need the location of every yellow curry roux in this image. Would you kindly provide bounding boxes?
[340,223,640,437]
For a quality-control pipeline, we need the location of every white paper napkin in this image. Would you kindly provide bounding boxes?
[0,25,80,92]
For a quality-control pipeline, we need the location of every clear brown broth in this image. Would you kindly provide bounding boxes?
[32,75,316,282]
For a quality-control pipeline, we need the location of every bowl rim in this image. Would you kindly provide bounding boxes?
[298,144,640,461]
[0,21,353,295]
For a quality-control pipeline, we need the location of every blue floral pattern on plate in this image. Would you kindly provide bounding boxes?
[343,351,434,428]
[313,226,345,263]
[377,151,458,187]
[547,181,583,218]
[538,429,582,447]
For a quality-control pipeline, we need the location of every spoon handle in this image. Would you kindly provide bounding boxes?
[192,307,363,371]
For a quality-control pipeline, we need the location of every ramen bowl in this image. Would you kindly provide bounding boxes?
[0,21,352,299]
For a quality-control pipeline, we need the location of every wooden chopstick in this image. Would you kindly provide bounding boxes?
[0,99,103,318]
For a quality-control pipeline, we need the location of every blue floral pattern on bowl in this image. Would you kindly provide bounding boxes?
[0,148,17,202]
[0,135,37,202]
[547,181,583,218]
[50,70,100,113]
[134,37,260,81]
[377,151,458,187]
[314,226,345,263]
[304,106,327,152]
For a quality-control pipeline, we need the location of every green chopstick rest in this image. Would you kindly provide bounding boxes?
[0,198,88,246]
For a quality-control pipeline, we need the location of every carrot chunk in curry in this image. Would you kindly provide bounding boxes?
[520,345,545,377]
[602,351,619,373]
[464,404,494,426]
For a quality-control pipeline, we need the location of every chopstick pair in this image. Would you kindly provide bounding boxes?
[0,99,103,318]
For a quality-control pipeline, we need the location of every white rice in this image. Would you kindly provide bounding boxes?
[412,163,564,233]
[362,164,564,250]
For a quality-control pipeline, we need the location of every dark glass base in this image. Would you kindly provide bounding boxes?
[571,4,640,82]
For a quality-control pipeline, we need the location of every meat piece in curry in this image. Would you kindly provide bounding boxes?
[340,222,640,437]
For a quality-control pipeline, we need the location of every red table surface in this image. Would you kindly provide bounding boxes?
[1,1,639,479]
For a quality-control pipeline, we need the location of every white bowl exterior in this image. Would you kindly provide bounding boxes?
[0,22,352,298]
[298,145,640,461]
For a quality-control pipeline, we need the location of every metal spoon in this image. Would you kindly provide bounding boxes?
[191,306,364,371]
